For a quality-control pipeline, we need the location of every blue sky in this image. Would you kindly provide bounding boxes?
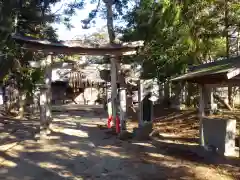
[51,0,107,40]
[51,0,131,40]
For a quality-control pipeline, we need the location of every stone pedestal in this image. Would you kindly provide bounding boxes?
[119,88,127,130]
[202,117,236,156]
[39,85,50,132]
[133,122,153,140]
[107,84,112,116]
[118,130,132,140]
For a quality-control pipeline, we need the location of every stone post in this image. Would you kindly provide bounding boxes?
[199,84,205,147]
[39,85,48,132]
[44,54,53,123]
[119,87,127,130]
[39,54,53,134]
[107,83,112,116]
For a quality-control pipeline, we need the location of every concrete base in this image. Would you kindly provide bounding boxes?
[104,126,118,135]
[133,122,153,140]
[202,117,236,156]
[118,130,132,140]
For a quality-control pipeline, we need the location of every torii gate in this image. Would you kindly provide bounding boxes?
[12,34,143,134]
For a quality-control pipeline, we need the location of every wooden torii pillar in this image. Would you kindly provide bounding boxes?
[39,54,53,134]
[110,56,118,128]
[108,55,127,131]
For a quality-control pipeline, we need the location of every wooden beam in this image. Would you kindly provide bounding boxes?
[188,78,240,85]
[12,35,144,56]
[22,44,138,56]
[227,68,240,79]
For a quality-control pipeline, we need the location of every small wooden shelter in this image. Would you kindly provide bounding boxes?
[172,57,240,156]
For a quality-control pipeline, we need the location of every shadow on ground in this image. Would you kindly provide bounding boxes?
[0,107,239,180]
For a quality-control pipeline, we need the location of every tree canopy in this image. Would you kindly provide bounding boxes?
[120,0,240,81]
[1,0,240,84]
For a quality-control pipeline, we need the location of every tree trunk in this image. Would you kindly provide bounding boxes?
[172,82,184,109]
[186,83,193,107]
[163,80,171,105]
[213,93,232,111]
[228,85,233,107]
[103,0,118,128]
[18,91,26,119]
[157,79,164,103]
[224,0,234,109]
[104,0,115,44]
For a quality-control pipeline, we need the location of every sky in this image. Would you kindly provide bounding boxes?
[51,0,107,40]
[51,0,131,40]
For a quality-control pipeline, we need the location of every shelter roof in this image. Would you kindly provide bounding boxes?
[12,34,143,56]
[172,56,240,84]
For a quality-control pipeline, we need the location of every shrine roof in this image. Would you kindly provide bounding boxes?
[171,56,240,84]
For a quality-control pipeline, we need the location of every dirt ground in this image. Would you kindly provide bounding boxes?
[0,105,239,180]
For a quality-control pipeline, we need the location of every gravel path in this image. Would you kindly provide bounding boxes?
[0,107,239,180]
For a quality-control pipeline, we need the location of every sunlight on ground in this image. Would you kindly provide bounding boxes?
[147,152,165,158]
[66,149,88,157]
[62,121,77,126]
[81,123,100,127]
[132,142,156,148]
[96,148,129,158]
[69,141,79,145]
[142,152,179,165]
[193,167,233,180]
[98,145,121,150]
[0,142,19,152]
[154,136,198,146]
[38,162,65,170]
[53,117,73,121]
[0,158,17,168]
[62,128,89,138]
[57,114,69,118]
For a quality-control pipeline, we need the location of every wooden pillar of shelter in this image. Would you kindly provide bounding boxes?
[138,79,144,127]
[239,86,240,158]
[40,54,53,133]
[199,84,205,147]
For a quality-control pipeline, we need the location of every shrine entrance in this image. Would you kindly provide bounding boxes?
[12,34,143,135]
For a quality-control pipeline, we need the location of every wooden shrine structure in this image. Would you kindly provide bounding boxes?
[12,34,143,134]
[172,56,240,156]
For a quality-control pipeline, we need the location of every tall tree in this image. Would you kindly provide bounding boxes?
[0,0,59,117]
[121,0,240,80]
[65,0,131,127]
